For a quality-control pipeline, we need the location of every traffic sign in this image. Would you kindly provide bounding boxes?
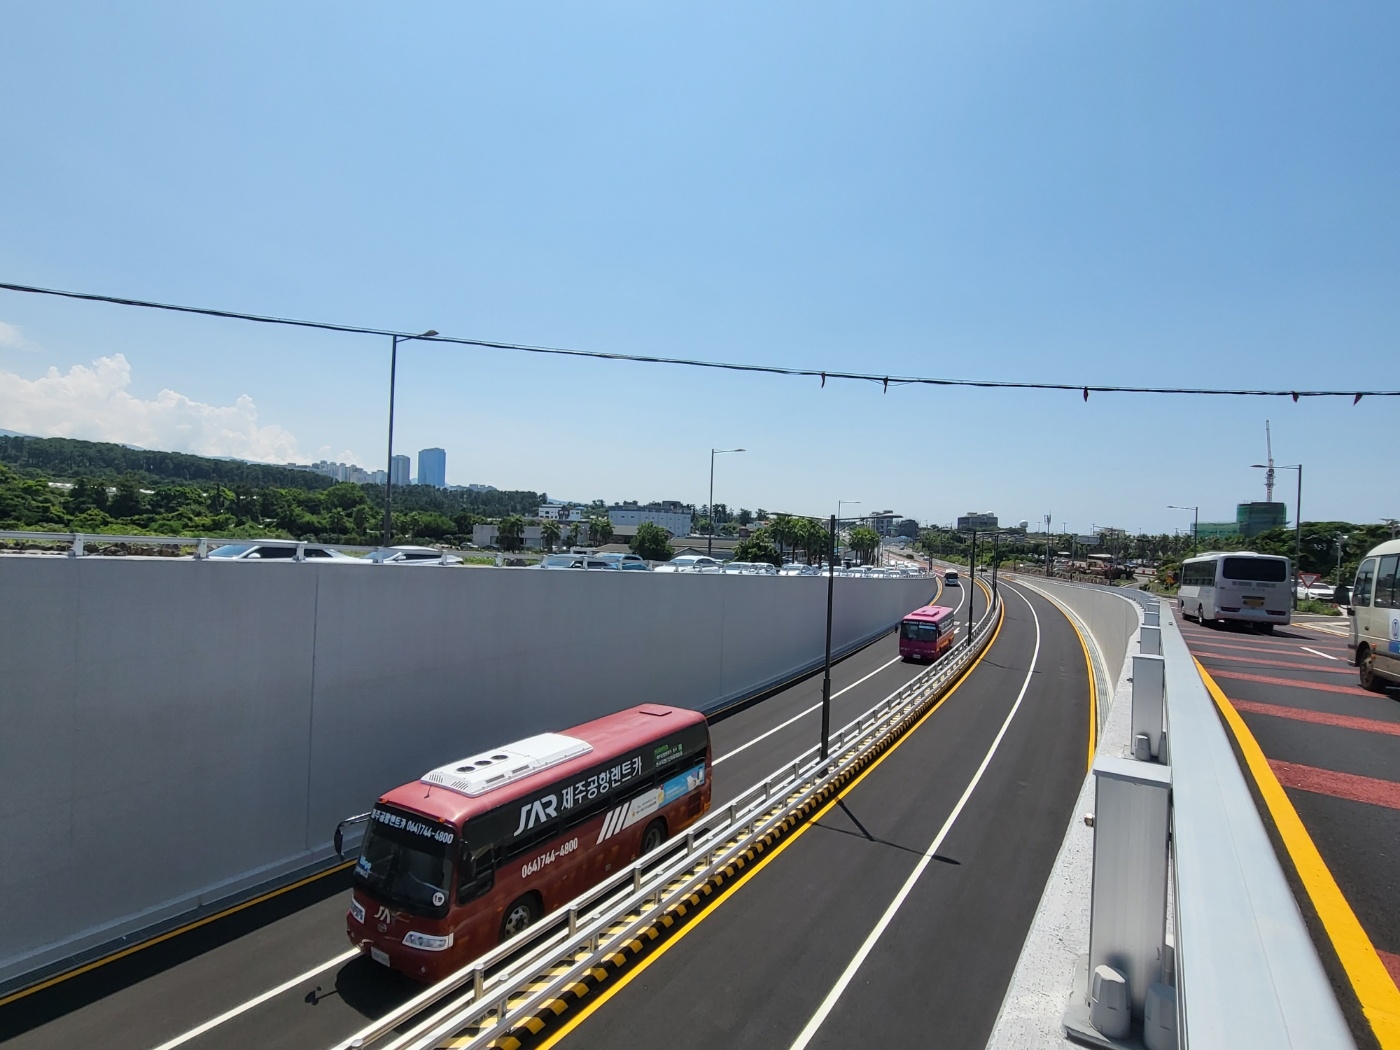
[1300,572,1322,588]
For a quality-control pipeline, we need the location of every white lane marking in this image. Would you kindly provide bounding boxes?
[150,948,359,1050]
[715,657,901,765]
[1299,645,1339,661]
[786,583,1041,1050]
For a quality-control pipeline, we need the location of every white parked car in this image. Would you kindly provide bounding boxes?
[364,545,464,566]
[654,555,723,573]
[204,543,366,563]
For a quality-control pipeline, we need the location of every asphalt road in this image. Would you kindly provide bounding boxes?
[1180,612,1400,1044]
[545,579,1090,1050]
[0,577,998,1050]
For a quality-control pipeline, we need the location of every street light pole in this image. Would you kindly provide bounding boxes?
[1168,506,1199,557]
[383,329,438,548]
[707,448,745,557]
[821,514,836,762]
[967,530,977,647]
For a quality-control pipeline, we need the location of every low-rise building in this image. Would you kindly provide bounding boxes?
[608,500,693,537]
[957,511,999,531]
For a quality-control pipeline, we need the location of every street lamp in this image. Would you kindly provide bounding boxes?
[1252,462,1302,610]
[1168,505,1199,556]
[383,329,439,548]
[1335,533,1349,590]
[707,448,746,556]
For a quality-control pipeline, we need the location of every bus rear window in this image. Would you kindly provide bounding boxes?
[1221,557,1288,582]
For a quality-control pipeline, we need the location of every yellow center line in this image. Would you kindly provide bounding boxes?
[533,579,1005,1050]
[1197,658,1400,1048]
[0,861,355,1008]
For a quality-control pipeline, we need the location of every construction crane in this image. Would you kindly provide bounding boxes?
[1263,421,1276,502]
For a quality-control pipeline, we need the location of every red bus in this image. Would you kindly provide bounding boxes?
[898,604,955,662]
[341,704,711,982]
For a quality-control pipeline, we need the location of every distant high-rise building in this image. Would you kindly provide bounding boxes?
[417,447,447,488]
[390,455,411,487]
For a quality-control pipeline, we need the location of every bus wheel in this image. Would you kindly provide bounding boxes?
[641,819,668,854]
[1359,649,1387,693]
[1198,605,1211,627]
[501,895,540,941]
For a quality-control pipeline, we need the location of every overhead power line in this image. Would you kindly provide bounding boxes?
[1,280,1394,401]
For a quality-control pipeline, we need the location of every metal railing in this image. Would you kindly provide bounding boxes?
[329,582,1001,1050]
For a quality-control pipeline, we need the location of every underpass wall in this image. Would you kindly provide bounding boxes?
[1010,575,1141,695]
[0,558,932,986]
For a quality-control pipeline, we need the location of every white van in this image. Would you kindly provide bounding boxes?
[1347,538,1400,692]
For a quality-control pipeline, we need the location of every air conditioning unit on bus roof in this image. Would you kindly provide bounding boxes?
[421,733,594,797]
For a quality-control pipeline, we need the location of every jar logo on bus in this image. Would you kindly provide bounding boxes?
[521,837,579,879]
[513,795,559,836]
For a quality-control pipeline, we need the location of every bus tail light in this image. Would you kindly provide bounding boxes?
[403,930,454,951]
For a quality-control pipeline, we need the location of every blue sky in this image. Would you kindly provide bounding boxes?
[1,2,1396,534]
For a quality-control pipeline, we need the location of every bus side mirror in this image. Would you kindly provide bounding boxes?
[334,812,371,859]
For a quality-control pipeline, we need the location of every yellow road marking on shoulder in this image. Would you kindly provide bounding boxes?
[532,595,1008,1050]
[0,860,355,1008]
[1198,659,1400,1047]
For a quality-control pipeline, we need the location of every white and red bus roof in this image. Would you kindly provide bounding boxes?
[902,604,953,624]
[378,703,708,829]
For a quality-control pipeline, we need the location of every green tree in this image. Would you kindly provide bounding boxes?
[734,529,781,567]
[564,522,581,549]
[587,516,614,546]
[847,525,881,565]
[736,508,752,526]
[108,474,146,518]
[630,521,674,561]
[498,515,526,552]
[541,519,562,551]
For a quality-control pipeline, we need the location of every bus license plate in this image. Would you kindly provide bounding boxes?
[1243,596,1264,608]
[370,947,390,967]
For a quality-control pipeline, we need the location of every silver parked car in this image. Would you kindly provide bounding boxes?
[205,543,366,563]
[363,545,464,566]
[654,555,723,573]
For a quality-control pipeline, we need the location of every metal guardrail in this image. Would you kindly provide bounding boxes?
[329,582,1001,1050]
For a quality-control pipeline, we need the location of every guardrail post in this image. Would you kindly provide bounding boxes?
[1140,625,1162,656]
[1131,654,1166,761]
[69,533,84,558]
[195,537,208,560]
[1143,600,1160,628]
[1081,756,1172,1037]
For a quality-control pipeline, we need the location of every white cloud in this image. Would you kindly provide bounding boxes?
[0,353,305,463]
[0,320,35,351]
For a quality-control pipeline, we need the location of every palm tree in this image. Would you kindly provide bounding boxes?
[587,516,614,546]
[847,526,880,565]
[541,519,561,552]
[497,515,526,552]
[564,522,580,549]
[769,514,797,561]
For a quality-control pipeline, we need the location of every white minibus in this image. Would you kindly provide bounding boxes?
[1347,538,1400,693]
[1178,551,1291,632]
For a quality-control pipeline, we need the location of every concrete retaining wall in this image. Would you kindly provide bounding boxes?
[0,558,933,984]
[1011,575,1142,693]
